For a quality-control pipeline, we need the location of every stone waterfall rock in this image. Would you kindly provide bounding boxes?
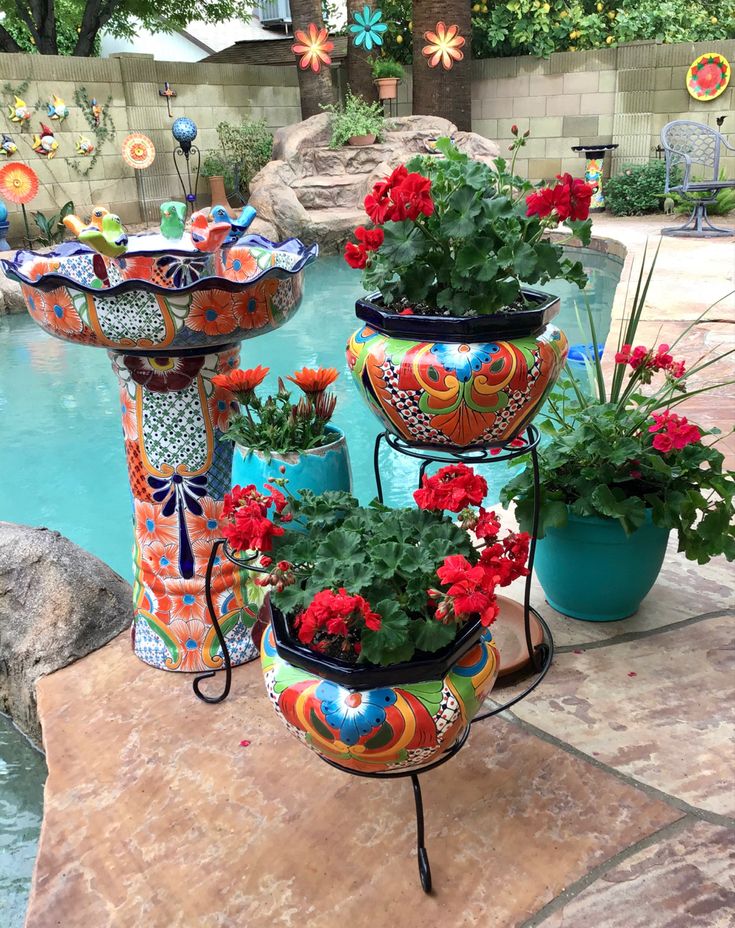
[250,113,501,255]
[0,522,132,743]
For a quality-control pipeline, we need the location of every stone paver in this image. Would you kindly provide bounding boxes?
[537,819,735,928]
[506,613,735,817]
[27,634,681,928]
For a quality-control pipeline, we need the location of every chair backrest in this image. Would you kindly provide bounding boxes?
[661,120,721,186]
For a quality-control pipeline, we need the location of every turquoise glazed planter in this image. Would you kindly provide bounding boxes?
[534,511,670,621]
[231,425,352,498]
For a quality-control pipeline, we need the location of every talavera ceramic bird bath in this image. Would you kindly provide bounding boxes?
[1,230,317,671]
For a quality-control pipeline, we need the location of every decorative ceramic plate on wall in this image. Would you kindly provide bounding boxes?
[687,52,730,101]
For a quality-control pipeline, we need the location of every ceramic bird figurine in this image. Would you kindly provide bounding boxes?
[160,201,186,240]
[32,123,58,159]
[91,98,102,126]
[210,204,257,240]
[190,208,231,252]
[79,213,128,258]
[62,214,88,237]
[8,96,31,123]
[0,134,17,157]
[75,135,95,156]
[47,94,69,122]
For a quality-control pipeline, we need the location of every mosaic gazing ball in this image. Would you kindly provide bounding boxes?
[172,117,198,145]
[260,621,500,774]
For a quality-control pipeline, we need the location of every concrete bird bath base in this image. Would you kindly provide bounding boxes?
[1,232,317,671]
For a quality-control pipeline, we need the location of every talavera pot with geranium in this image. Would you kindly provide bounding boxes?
[500,255,735,621]
[213,364,352,500]
[343,133,594,450]
[220,463,531,773]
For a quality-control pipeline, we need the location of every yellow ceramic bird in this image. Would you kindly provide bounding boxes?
[189,208,231,252]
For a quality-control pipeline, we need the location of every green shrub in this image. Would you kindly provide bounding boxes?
[372,58,404,80]
[323,90,385,149]
[672,169,735,216]
[605,161,671,216]
[215,119,273,198]
[201,151,235,188]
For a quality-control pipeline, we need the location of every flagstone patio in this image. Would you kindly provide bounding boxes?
[25,215,735,927]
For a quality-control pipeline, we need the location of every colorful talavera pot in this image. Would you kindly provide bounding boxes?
[346,290,568,449]
[260,605,500,774]
[232,425,353,499]
[0,233,317,672]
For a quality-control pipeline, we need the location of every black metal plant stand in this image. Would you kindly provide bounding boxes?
[173,143,201,213]
[193,425,554,892]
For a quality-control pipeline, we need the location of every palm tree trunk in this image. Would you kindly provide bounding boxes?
[411,0,472,130]
[290,0,335,120]
[345,0,377,102]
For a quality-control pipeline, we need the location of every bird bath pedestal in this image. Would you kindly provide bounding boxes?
[571,143,618,211]
[1,232,317,671]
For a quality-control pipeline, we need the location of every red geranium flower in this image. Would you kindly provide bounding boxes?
[649,411,701,452]
[526,173,593,223]
[344,225,384,270]
[414,463,488,512]
[391,173,434,221]
[221,499,284,553]
[294,588,381,648]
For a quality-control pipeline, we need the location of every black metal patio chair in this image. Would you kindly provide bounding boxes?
[661,119,735,237]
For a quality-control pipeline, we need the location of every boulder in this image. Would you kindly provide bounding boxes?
[0,522,132,743]
[250,114,501,254]
[0,270,25,315]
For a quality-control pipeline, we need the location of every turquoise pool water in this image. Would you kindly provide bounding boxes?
[0,248,622,920]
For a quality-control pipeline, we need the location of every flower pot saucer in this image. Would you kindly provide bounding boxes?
[493,595,544,677]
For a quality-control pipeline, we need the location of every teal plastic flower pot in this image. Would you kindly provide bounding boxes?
[534,511,670,621]
[231,425,352,499]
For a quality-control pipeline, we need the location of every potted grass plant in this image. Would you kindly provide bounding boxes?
[500,250,735,621]
[372,57,404,100]
[213,365,352,498]
[220,463,530,773]
[344,133,594,450]
[323,90,385,148]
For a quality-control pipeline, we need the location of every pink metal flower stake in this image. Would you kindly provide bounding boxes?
[422,22,465,70]
[292,23,335,72]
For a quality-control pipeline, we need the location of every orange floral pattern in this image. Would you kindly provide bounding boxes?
[167,619,208,671]
[134,500,179,547]
[219,247,258,282]
[168,578,206,622]
[187,290,237,336]
[232,278,278,330]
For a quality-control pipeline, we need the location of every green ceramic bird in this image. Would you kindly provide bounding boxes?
[78,213,128,258]
[160,201,186,240]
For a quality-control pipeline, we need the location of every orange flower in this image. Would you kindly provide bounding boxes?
[232,278,278,331]
[208,385,237,432]
[119,385,138,442]
[168,579,206,622]
[292,23,334,72]
[186,498,225,543]
[220,247,258,283]
[28,257,61,280]
[422,22,465,70]
[116,255,154,281]
[144,541,179,580]
[37,288,83,336]
[211,366,269,402]
[0,162,39,205]
[187,290,237,336]
[287,366,339,395]
[167,618,208,671]
[135,500,179,547]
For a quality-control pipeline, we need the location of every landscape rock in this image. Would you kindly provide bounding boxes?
[0,270,25,315]
[250,114,501,254]
[0,522,132,743]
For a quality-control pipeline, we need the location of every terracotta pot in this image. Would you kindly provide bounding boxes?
[207,174,229,209]
[348,133,376,146]
[375,77,399,100]
[346,289,569,450]
[260,604,500,773]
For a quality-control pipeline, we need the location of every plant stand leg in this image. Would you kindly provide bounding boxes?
[111,344,259,672]
[410,774,432,894]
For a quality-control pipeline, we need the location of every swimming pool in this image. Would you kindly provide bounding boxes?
[0,247,623,921]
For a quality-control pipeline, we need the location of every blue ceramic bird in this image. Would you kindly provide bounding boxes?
[210,204,257,241]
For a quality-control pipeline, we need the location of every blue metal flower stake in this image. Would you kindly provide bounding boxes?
[172,117,200,214]
[349,5,387,50]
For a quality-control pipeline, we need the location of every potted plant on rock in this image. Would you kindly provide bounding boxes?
[344,133,594,449]
[500,254,735,621]
[372,58,404,100]
[220,463,530,772]
[214,364,352,498]
[324,89,385,148]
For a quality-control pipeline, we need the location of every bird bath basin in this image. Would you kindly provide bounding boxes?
[0,230,318,672]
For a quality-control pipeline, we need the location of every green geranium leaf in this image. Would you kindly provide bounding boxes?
[360,599,413,665]
[413,618,457,653]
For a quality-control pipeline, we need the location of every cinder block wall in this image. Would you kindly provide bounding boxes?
[0,52,300,239]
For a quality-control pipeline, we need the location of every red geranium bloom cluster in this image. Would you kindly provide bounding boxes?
[526,173,593,223]
[480,532,530,586]
[255,558,296,592]
[459,506,501,540]
[648,410,701,453]
[414,463,488,513]
[344,225,385,270]
[221,483,289,552]
[294,588,382,649]
[615,343,686,384]
[364,165,435,225]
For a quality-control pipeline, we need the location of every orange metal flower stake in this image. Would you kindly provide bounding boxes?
[422,22,465,70]
[292,23,335,72]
